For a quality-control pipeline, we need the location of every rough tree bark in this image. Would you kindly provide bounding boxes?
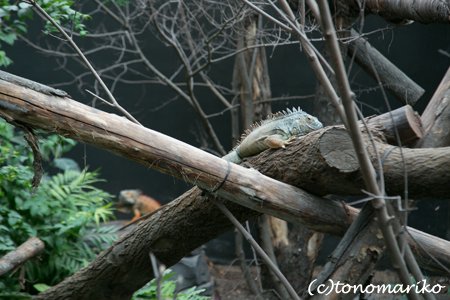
[341,0,450,24]
[415,66,450,148]
[0,237,45,276]
[0,73,449,299]
[413,66,450,244]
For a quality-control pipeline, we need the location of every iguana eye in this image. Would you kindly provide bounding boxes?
[306,116,313,122]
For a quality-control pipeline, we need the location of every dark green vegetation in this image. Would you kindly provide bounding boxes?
[0,119,117,296]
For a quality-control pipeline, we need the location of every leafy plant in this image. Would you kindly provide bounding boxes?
[132,269,211,300]
[0,0,91,67]
[38,0,91,36]
[0,119,117,295]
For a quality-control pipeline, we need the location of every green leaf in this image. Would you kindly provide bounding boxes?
[2,5,18,12]
[33,283,51,292]
[0,50,13,67]
[0,32,17,46]
[0,8,9,18]
[17,6,33,21]
[0,124,115,292]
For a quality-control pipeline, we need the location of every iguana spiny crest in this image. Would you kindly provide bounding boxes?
[223,107,323,163]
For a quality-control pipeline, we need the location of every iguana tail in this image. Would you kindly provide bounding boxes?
[222,150,242,164]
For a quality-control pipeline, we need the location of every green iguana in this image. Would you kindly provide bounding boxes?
[223,107,323,163]
[119,107,323,230]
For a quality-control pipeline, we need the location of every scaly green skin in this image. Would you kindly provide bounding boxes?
[223,107,323,163]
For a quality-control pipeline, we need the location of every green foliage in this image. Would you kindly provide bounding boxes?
[0,0,91,67]
[39,0,91,36]
[132,270,211,300]
[102,0,130,7]
[0,119,117,295]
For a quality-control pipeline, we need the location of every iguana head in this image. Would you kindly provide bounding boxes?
[277,107,323,137]
[117,189,142,213]
[293,110,323,136]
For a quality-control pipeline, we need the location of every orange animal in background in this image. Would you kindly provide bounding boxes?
[117,189,162,223]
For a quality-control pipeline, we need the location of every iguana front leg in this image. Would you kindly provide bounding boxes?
[264,135,296,149]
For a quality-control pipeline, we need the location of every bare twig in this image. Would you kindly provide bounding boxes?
[314,0,425,298]
[26,0,141,125]
[214,198,301,300]
[234,228,259,294]
[241,0,348,127]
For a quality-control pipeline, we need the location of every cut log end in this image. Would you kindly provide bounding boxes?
[368,105,423,146]
[319,129,359,173]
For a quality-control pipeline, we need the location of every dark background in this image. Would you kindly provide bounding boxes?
[3,12,450,267]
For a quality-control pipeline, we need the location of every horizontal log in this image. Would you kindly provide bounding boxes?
[0,73,352,236]
[245,126,450,200]
[367,104,422,145]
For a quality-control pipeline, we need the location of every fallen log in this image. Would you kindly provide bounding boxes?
[367,100,423,145]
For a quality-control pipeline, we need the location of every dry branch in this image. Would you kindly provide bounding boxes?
[308,204,383,299]
[343,0,450,24]
[0,237,45,276]
[415,66,450,148]
[0,73,449,298]
[347,29,425,106]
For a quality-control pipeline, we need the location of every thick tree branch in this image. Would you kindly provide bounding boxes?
[342,0,450,24]
[0,71,355,235]
[347,29,425,106]
[415,66,450,148]
[0,237,45,276]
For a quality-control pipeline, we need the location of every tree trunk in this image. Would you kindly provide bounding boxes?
[307,203,383,299]
[278,224,323,298]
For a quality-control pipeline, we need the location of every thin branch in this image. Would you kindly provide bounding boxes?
[241,0,348,127]
[179,4,232,108]
[85,90,115,107]
[214,198,300,300]
[0,237,45,276]
[314,0,426,299]
[144,0,227,155]
[26,0,141,125]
